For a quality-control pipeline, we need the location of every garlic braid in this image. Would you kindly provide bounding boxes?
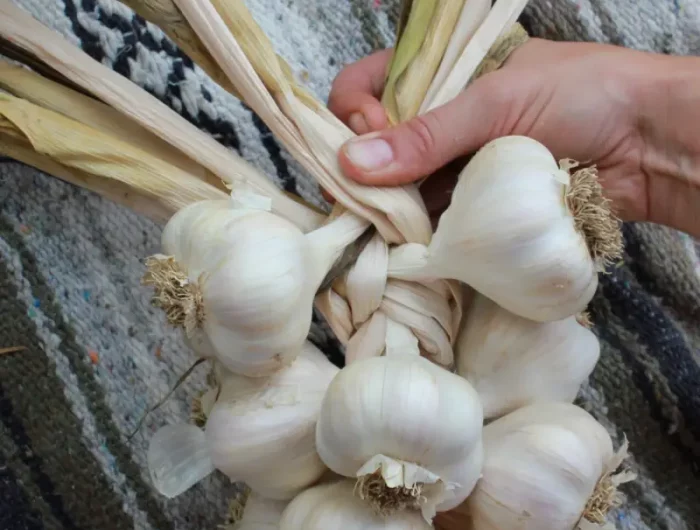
[316,232,463,368]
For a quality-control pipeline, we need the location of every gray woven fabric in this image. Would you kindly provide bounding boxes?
[0,0,699,529]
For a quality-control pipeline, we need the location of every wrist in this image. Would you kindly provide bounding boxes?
[635,54,700,235]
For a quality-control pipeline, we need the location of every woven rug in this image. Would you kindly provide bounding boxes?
[1,0,699,529]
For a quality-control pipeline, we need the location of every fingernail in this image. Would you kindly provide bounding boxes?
[348,112,370,135]
[345,136,394,171]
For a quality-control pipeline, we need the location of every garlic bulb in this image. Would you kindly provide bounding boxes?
[456,293,600,418]
[315,351,484,522]
[232,492,287,530]
[388,136,622,322]
[461,402,634,530]
[147,341,338,500]
[205,340,338,499]
[279,480,432,530]
[143,189,367,376]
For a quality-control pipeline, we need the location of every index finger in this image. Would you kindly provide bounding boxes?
[328,49,393,132]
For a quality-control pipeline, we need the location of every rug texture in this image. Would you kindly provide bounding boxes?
[1,0,699,529]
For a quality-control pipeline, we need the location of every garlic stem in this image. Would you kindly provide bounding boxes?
[387,243,432,281]
[420,0,491,113]
[0,60,215,186]
[306,211,372,291]
[426,0,530,112]
[384,318,421,357]
[0,1,322,232]
[173,0,432,245]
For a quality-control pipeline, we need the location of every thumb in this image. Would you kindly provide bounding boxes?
[338,77,504,186]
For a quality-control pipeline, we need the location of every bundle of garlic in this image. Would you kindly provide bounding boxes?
[0,0,634,527]
[435,403,636,530]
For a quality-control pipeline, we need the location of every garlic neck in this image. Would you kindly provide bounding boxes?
[385,318,421,356]
[142,255,204,335]
[305,210,371,289]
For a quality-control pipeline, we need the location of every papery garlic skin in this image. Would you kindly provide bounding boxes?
[279,480,432,530]
[456,294,600,419]
[205,341,338,500]
[468,403,615,530]
[398,136,602,322]
[315,355,484,520]
[147,423,215,499]
[235,493,287,530]
[159,198,319,376]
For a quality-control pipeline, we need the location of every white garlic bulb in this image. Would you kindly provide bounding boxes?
[388,136,621,322]
[234,492,287,530]
[279,480,432,530]
[315,353,484,522]
[464,402,634,530]
[147,341,338,500]
[456,293,600,419]
[205,341,339,499]
[144,190,367,377]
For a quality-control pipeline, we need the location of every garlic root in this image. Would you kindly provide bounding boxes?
[221,486,251,529]
[577,310,593,329]
[580,439,636,529]
[563,162,623,271]
[582,475,620,526]
[355,470,424,517]
[143,255,205,335]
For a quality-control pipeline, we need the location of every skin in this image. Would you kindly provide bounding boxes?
[326,39,700,237]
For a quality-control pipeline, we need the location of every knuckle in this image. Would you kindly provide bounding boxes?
[405,114,440,158]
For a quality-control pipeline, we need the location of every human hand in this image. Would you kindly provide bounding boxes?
[328,38,700,234]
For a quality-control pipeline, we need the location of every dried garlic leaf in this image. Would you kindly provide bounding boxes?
[0,94,227,217]
[381,0,437,124]
[389,0,464,121]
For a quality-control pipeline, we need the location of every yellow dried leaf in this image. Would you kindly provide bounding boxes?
[0,60,223,191]
[425,0,530,112]
[382,0,465,123]
[0,136,188,222]
[0,93,228,220]
[0,1,322,232]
